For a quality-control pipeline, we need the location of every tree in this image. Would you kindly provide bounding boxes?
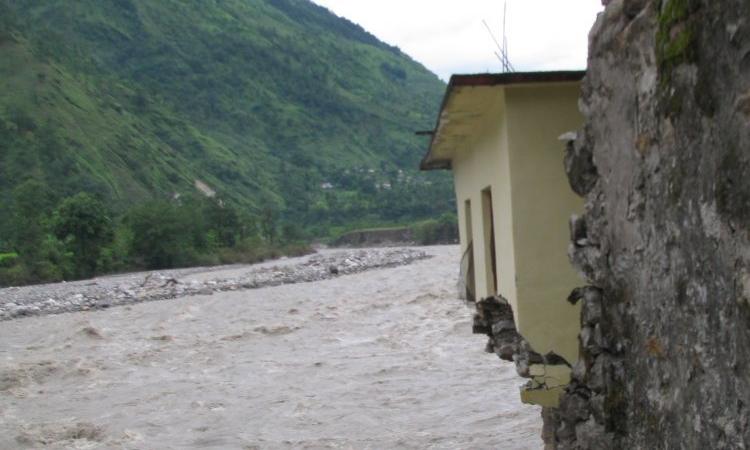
[126,200,189,269]
[8,179,56,263]
[259,204,278,244]
[53,192,114,278]
[281,222,303,243]
[202,196,240,247]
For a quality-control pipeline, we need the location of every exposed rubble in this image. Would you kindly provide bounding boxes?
[473,296,572,408]
[0,248,429,321]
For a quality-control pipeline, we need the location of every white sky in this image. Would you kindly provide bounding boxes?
[310,0,604,80]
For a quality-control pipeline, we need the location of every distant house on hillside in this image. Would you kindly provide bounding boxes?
[420,71,585,407]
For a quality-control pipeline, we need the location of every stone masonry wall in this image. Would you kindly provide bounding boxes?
[551,0,750,447]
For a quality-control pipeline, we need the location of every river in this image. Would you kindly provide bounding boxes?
[0,245,541,449]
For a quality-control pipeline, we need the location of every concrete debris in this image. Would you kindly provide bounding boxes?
[473,295,572,410]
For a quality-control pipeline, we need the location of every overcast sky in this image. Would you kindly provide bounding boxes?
[310,0,604,80]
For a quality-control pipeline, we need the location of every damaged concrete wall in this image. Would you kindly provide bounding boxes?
[474,296,573,408]
[550,0,750,447]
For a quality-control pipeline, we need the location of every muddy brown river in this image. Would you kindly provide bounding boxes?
[0,245,541,449]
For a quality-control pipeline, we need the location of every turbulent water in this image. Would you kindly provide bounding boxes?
[0,245,541,449]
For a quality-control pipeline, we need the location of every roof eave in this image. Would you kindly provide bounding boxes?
[418,70,586,172]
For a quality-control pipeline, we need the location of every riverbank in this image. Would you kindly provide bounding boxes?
[0,248,428,321]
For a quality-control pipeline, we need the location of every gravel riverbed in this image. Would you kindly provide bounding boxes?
[0,245,541,449]
[0,248,429,320]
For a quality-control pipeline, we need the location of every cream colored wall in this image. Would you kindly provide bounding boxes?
[504,83,584,364]
[453,88,518,308]
[451,81,583,366]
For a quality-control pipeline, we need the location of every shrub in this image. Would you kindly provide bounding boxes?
[0,252,18,268]
[411,213,458,245]
[126,200,192,269]
[0,263,31,286]
[96,225,133,274]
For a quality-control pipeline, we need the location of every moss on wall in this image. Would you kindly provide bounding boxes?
[656,0,702,116]
[656,0,699,76]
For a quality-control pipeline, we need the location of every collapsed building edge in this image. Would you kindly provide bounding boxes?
[419,70,586,410]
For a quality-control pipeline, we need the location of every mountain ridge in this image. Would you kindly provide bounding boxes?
[0,0,453,235]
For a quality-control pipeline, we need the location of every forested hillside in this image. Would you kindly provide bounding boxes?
[0,0,452,225]
[0,0,454,284]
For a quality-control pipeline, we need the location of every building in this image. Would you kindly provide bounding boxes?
[420,71,585,407]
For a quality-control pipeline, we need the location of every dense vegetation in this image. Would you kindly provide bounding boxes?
[0,0,455,285]
[0,186,310,286]
[410,213,459,246]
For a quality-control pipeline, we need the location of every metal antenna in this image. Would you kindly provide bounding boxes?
[482,0,514,72]
[503,1,514,71]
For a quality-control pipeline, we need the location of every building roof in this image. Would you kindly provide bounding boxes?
[419,70,585,171]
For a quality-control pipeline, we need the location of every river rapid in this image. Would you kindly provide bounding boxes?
[0,245,541,449]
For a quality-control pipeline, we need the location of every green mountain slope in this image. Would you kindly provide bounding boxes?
[0,0,452,234]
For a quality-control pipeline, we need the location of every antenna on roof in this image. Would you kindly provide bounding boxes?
[483,1,514,73]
